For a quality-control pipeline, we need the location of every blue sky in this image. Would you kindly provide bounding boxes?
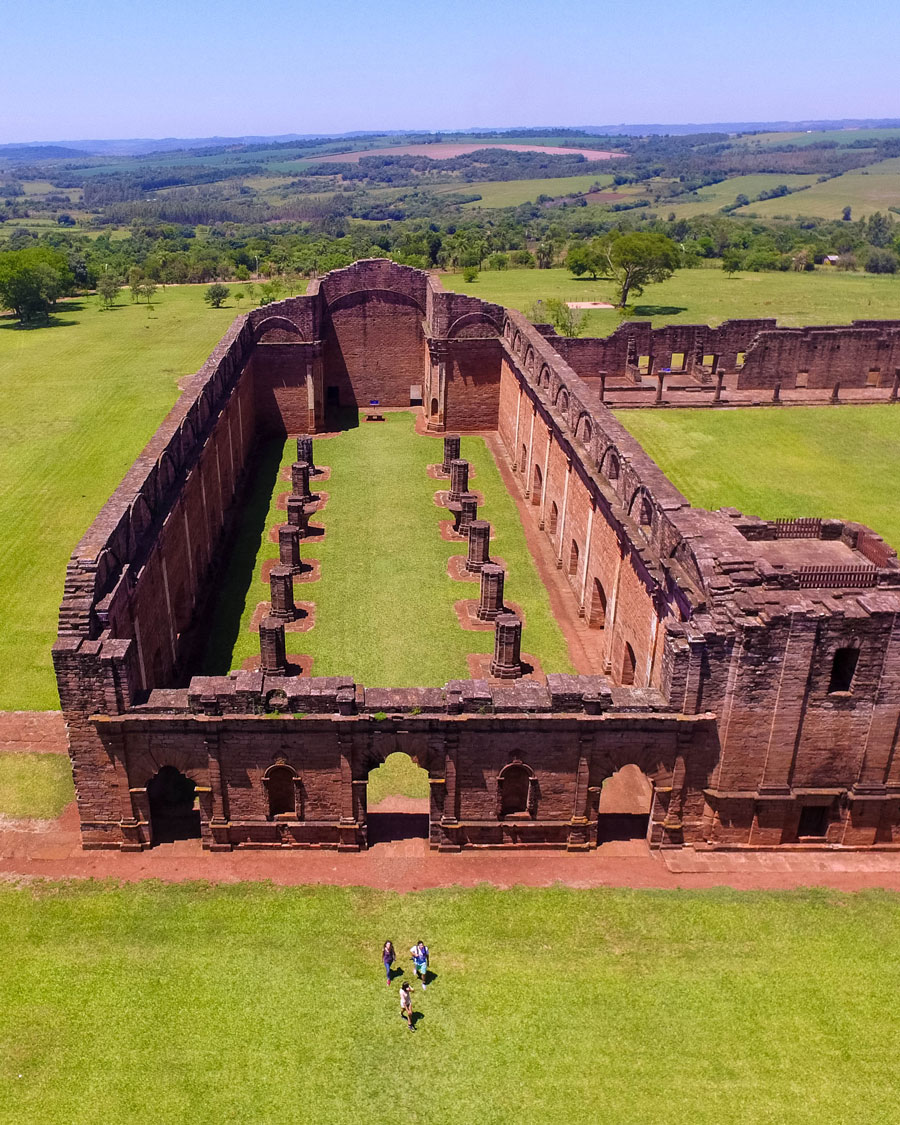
[3,0,899,142]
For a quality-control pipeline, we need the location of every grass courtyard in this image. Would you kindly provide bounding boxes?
[0,287,236,710]
[616,405,900,552]
[1,880,899,1125]
[0,753,73,819]
[202,412,573,685]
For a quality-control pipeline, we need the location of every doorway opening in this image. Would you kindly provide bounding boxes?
[147,765,201,845]
[597,764,652,844]
[366,752,430,846]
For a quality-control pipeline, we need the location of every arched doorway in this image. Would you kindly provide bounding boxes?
[548,501,558,534]
[532,463,542,505]
[264,764,297,819]
[589,578,606,628]
[147,765,201,844]
[621,642,636,685]
[597,764,652,844]
[568,539,580,577]
[430,397,439,418]
[366,752,430,846]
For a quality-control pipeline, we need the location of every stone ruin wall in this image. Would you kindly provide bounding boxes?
[53,260,900,851]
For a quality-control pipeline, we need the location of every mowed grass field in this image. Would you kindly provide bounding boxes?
[0,753,73,818]
[439,265,900,335]
[744,158,900,219]
[1,881,900,1125]
[0,287,237,709]
[617,405,900,550]
[665,173,818,220]
[202,412,573,685]
[441,173,613,208]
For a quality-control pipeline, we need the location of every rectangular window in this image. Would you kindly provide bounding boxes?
[702,353,716,367]
[796,371,809,388]
[735,352,745,368]
[867,369,881,387]
[638,355,650,374]
[670,352,685,371]
[797,805,829,838]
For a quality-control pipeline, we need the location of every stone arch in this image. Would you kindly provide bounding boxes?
[497,760,537,818]
[253,315,306,343]
[597,763,653,844]
[589,577,607,628]
[513,330,523,355]
[575,413,593,446]
[621,642,637,686]
[447,311,501,339]
[524,346,536,373]
[539,365,553,390]
[430,396,439,418]
[532,462,543,506]
[629,487,654,528]
[146,764,201,844]
[548,500,559,534]
[324,287,426,319]
[263,761,300,819]
[568,538,580,577]
[157,449,178,493]
[600,446,621,482]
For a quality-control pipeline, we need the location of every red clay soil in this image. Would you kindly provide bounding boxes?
[249,602,316,633]
[427,463,477,481]
[313,143,626,164]
[240,654,314,676]
[260,558,321,584]
[433,489,485,508]
[446,556,506,582]
[268,521,326,543]
[484,434,608,675]
[4,798,900,891]
[280,465,332,483]
[454,599,524,632]
[466,652,545,683]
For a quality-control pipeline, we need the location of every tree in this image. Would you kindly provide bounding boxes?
[461,266,478,282]
[138,279,157,306]
[566,242,604,280]
[127,266,144,302]
[864,248,898,274]
[0,246,73,324]
[544,297,586,337]
[842,206,852,221]
[605,232,680,307]
[536,241,555,269]
[204,283,230,308]
[722,249,743,276]
[866,211,894,248]
[96,272,121,308]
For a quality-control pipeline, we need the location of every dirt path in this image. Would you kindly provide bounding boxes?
[0,712,67,754]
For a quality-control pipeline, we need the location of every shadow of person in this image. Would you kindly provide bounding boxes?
[423,969,438,988]
[389,966,405,983]
[410,1011,425,1030]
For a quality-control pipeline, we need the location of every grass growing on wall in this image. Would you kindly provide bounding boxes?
[1,880,900,1125]
[203,411,573,685]
[615,405,900,552]
[0,287,237,709]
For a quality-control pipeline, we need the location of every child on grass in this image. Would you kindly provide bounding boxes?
[410,940,429,990]
[399,981,414,1030]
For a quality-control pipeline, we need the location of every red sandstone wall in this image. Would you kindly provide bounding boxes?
[247,343,316,436]
[443,339,502,430]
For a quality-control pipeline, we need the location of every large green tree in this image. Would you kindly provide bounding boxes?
[0,246,73,324]
[605,232,680,307]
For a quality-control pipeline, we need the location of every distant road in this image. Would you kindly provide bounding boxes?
[313,142,627,163]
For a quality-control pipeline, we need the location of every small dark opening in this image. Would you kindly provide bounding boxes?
[549,501,558,534]
[797,805,829,838]
[430,397,439,416]
[500,766,531,817]
[148,766,200,844]
[267,766,295,819]
[621,643,636,686]
[828,647,859,693]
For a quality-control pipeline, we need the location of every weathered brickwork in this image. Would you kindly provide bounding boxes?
[54,260,900,854]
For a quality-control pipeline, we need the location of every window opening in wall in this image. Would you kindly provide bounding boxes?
[735,352,746,368]
[797,804,829,838]
[867,368,881,387]
[266,766,296,819]
[430,397,439,416]
[702,353,715,367]
[639,498,653,527]
[589,578,607,628]
[828,647,859,694]
[532,463,543,506]
[499,764,533,818]
[597,764,653,844]
[409,384,422,406]
[606,454,620,481]
[520,444,527,472]
[796,371,808,388]
[147,765,200,845]
[638,355,650,374]
[621,643,637,686]
[568,539,580,576]
[549,501,559,534]
[670,352,685,372]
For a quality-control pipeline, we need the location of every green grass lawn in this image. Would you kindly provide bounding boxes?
[744,159,900,220]
[1,881,899,1124]
[0,287,237,710]
[202,412,573,685]
[0,753,73,818]
[439,173,613,208]
[616,405,900,550]
[366,751,430,803]
[664,173,818,220]
[439,266,900,336]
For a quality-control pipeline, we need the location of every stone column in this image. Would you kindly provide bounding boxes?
[477,564,505,621]
[269,565,296,620]
[442,434,461,474]
[291,460,313,503]
[490,613,523,679]
[448,458,469,503]
[598,371,607,404]
[891,368,900,401]
[772,381,781,403]
[278,525,302,574]
[655,371,665,404]
[713,371,724,403]
[286,497,310,536]
[259,616,287,674]
[459,492,478,535]
[466,520,492,573]
[296,435,317,475]
[831,381,841,403]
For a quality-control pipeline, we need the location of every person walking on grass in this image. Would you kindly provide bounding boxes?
[399,981,414,1030]
[382,940,396,987]
[410,940,429,990]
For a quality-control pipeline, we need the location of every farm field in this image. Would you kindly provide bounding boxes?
[616,405,900,551]
[743,160,900,219]
[0,286,237,710]
[312,142,627,164]
[1,880,899,1125]
[438,265,900,335]
[738,128,900,148]
[664,173,818,219]
[202,412,573,686]
[435,173,613,208]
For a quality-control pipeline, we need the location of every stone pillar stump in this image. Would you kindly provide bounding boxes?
[448,458,469,503]
[278,525,302,574]
[269,564,296,620]
[490,613,523,679]
[459,492,478,535]
[477,564,505,621]
[259,616,287,674]
[286,496,311,535]
[466,520,491,573]
[296,435,317,474]
[442,434,461,474]
[291,460,313,503]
